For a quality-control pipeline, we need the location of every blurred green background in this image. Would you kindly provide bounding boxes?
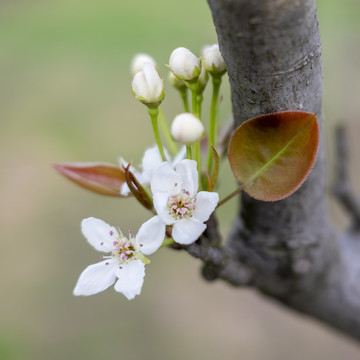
[1,0,360,359]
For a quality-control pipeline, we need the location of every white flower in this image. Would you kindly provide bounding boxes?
[131,53,157,76]
[120,145,186,196]
[73,216,165,300]
[171,113,204,145]
[131,62,164,106]
[169,47,201,81]
[202,44,226,75]
[150,159,219,245]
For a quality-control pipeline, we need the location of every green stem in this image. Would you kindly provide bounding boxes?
[193,141,201,185]
[189,84,201,183]
[186,145,192,159]
[180,90,189,112]
[158,107,178,156]
[191,88,198,116]
[148,107,166,161]
[207,76,222,173]
[217,184,245,208]
[197,94,203,120]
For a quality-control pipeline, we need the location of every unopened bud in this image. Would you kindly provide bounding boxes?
[168,71,187,92]
[169,47,201,81]
[131,53,157,76]
[171,113,204,145]
[202,44,226,75]
[131,62,164,107]
[196,65,209,94]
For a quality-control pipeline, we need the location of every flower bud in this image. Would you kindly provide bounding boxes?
[169,47,201,81]
[202,44,226,75]
[168,71,187,92]
[131,53,157,76]
[131,62,164,107]
[171,113,204,145]
[196,65,209,94]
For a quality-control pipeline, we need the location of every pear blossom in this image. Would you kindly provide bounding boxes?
[171,113,204,145]
[120,144,186,196]
[169,47,201,81]
[202,44,226,75]
[150,159,219,245]
[131,53,157,76]
[73,216,165,300]
[131,62,164,107]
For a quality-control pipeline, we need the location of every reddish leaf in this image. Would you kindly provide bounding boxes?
[54,162,127,197]
[228,111,319,201]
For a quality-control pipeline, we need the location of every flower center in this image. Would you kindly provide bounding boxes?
[168,189,196,220]
[111,234,136,263]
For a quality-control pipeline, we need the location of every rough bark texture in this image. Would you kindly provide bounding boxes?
[207,0,360,340]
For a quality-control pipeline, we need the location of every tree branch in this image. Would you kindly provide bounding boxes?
[206,0,360,340]
[333,124,360,231]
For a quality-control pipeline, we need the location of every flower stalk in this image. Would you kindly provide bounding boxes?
[148,107,166,161]
[158,108,178,156]
[207,76,222,173]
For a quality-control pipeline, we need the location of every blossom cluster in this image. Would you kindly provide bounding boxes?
[71,45,227,300]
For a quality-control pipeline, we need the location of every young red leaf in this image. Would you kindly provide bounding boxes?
[54,162,127,197]
[228,111,319,201]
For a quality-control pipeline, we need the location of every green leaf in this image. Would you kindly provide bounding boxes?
[228,111,319,201]
[53,162,127,197]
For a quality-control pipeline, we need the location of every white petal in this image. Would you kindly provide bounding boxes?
[153,192,175,225]
[81,218,119,252]
[175,159,198,196]
[151,161,181,195]
[73,259,117,296]
[171,146,186,167]
[172,218,206,245]
[141,145,170,183]
[142,62,164,102]
[194,191,219,222]
[131,53,157,76]
[136,216,165,255]
[114,260,145,300]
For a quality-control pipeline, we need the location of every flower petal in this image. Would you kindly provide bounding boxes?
[172,218,206,245]
[194,191,219,222]
[171,145,186,167]
[141,146,170,183]
[175,159,198,196]
[73,259,117,296]
[136,216,165,255]
[81,217,119,252]
[114,260,145,300]
[153,191,175,225]
[151,161,181,195]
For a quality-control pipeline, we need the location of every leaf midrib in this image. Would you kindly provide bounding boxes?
[246,120,312,184]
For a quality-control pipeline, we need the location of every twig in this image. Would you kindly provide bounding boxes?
[333,124,360,229]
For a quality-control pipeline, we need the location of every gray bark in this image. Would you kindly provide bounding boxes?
[206,0,360,340]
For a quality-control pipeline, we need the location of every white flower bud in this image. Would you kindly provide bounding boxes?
[169,47,201,81]
[202,44,226,75]
[131,62,164,107]
[196,65,209,94]
[131,53,157,76]
[168,71,187,91]
[171,113,204,145]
